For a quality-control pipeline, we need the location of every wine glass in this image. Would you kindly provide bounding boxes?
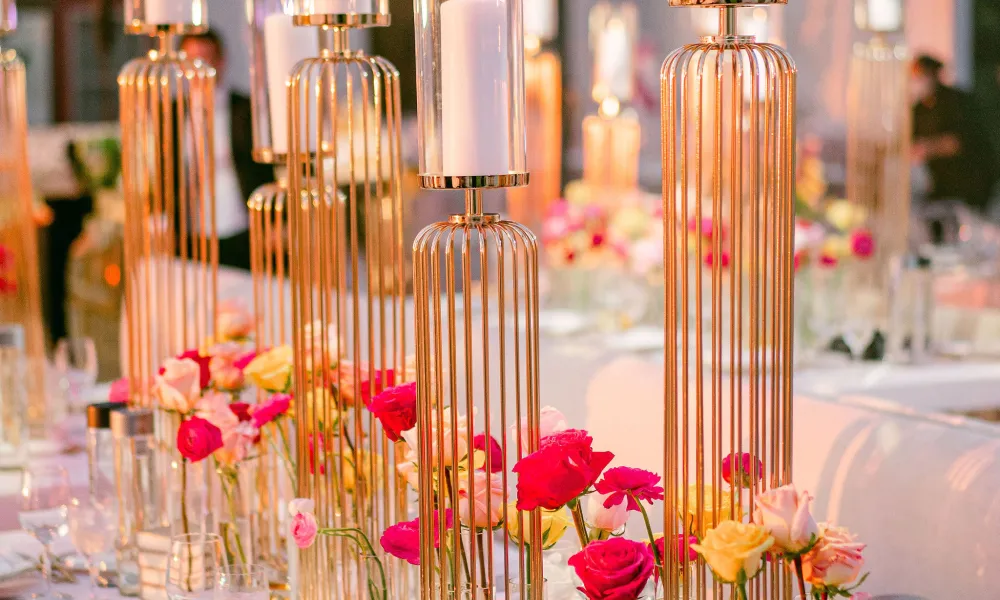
[19,465,71,600]
[215,565,269,599]
[53,337,98,410]
[165,533,226,600]
[67,499,117,599]
[842,317,875,362]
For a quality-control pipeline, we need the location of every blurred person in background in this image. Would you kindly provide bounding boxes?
[911,54,997,215]
[179,30,273,270]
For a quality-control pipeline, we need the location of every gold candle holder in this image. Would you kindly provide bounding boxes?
[0,0,46,433]
[661,2,796,598]
[285,0,407,595]
[118,1,218,406]
[847,0,911,270]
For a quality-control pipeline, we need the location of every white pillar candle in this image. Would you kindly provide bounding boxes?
[310,0,374,14]
[524,0,557,43]
[865,0,903,32]
[264,13,319,155]
[441,0,511,176]
[594,18,632,103]
[144,0,196,25]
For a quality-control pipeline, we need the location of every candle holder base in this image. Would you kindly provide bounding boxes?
[420,173,529,190]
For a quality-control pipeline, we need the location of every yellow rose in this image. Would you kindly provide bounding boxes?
[244,346,293,393]
[505,502,571,550]
[337,451,384,495]
[680,484,742,537]
[691,521,773,584]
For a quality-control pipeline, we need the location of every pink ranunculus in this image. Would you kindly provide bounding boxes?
[456,470,505,530]
[850,229,875,260]
[209,343,246,391]
[380,518,421,565]
[367,382,416,442]
[108,378,130,404]
[251,393,292,428]
[154,358,203,414]
[217,300,254,341]
[594,466,664,512]
[177,416,224,463]
[754,484,820,555]
[513,405,568,455]
[472,433,504,473]
[722,453,763,489]
[704,250,731,269]
[802,523,867,588]
[587,492,628,532]
[513,429,614,511]
[568,537,655,600]
[175,350,212,389]
[290,510,319,549]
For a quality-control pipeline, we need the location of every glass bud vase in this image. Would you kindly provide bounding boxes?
[168,457,211,537]
[217,456,258,567]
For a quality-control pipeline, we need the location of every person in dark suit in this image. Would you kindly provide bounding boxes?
[911,54,997,213]
[179,30,274,270]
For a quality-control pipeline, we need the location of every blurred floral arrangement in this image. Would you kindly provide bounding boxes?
[361,401,870,600]
[795,136,828,220]
[0,243,17,296]
[795,200,875,272]
[68,137,122,193]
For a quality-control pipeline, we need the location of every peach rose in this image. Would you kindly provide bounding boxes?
[195,391,239,435]
[456,470,505,529]
[587,491,629,532]
[802,523,866,588]
[209,342,246,391]
[396,443,420,490]
[754,484,820,555]
[399,407,472,468]
[303,320,342,371]
[511,405,568,455]
[217,300,254,341]
[154,358,202,413]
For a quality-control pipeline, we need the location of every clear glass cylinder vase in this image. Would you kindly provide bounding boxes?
[218,457,258,567]
[168,455,211,537]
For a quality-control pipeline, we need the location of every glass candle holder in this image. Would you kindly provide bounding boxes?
[248,0,321,163]
[414,0,528,183]
[524,0,557,53]
[589,1,637,108]
[124,0,208,35]
[288,0,389,26]
[855,0,904,33]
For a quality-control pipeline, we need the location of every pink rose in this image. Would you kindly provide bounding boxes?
[108,378,130,404]
[290,507,319,549]
[587,492,628,532]
[217,300,254,341]
[195,391,240,435]
[215,421,258,467]
[154,358,203,413]
[209,343,246,391]
[512,405,568,455]
[513,429,614,511]
[802,523,866,588]
[850,229,875,260]
[251,393,292,428]
[568,537,655,600]
[456,470,505,529]
[177,416,223,463]
[754,484,820,555]
[175,350,212,389]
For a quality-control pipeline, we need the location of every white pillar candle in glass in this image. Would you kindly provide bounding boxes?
[264,13,319,155]
[441,0,511,176]
[594,17,632,102]
[144,0,195,25]
[865,0,903,32]
[311,0,374,14]
[524,0,557,43]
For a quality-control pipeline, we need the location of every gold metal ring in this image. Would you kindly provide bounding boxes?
[292,13,391,28]
[419,173,530,190]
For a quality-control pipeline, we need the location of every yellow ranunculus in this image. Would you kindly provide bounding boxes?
[243,346,293,393]
[505,502,572,550]
[680,484,742,537]
[691,521,773,584]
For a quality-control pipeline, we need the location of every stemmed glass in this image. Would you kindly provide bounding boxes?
[53,337,98,410]
[67,499,117,599]
[165,533,226,600]
[19,465,71,600]
[215,565,269,599]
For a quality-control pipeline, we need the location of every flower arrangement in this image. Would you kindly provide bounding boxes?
[795,201,875,271]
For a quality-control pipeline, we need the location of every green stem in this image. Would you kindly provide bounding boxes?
[268,434,298,492]
[633,493,661,565]
[180,457,192,592]
[317,528,387,600]
[443,469,472,583]
[737,582,749,600]
[222,473,248,566]
[569,499,589,549]
[794,557,809,600]
[476,530,488,591]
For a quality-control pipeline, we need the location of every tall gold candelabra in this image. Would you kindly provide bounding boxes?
[285,1,407,597]
[848,0,911,266]
[0,0,46,432]
[661,2,796,598]
[118,1,218,405]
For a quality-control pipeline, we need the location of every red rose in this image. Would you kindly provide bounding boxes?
[473,433,504,473]
[251,393,292,429]
[568,537,655,600]
[165,350,212,389]
[229,403,252,423]
[722,452,763,489]
[359,369,395,407]
[513,429,614,511]
[367,382,416,442]
[177,416,223,462]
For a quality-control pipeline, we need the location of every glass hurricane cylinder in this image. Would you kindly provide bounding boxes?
[218,457,258,567]
[112,408,159,598]
[124,0,208,35]
[589,0,637,108]
[168,452,212,537]
[414,0,527,180]
[288,0,389,24]
[854,0,904,33]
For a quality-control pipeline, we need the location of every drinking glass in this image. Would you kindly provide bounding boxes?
[53,337,98,410]
[19,465,71,600]
[842,317,876,362]
[165,533,226,600]
[215,565,269,599]
[67,499,118,599]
